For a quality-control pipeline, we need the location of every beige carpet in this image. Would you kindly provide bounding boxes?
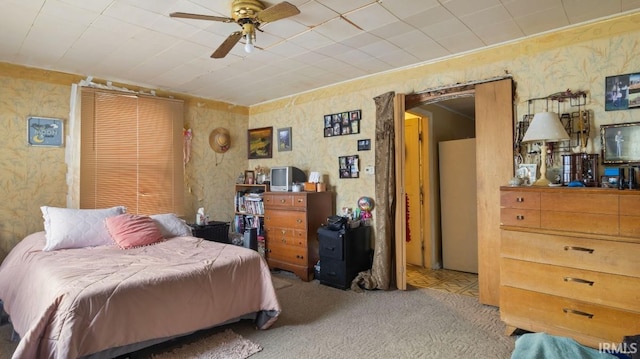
[150,329,261,359]
[0,272,516,359]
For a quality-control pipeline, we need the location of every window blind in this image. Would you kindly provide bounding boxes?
[80,88,184,215]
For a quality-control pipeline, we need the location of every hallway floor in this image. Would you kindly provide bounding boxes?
[406,264,478,298]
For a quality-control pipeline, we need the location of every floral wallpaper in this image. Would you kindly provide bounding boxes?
[1,12,640,261]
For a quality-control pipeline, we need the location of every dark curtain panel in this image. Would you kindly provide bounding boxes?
[352,91,396,291]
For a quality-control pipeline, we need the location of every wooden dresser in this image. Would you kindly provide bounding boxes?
[499,186,640,348]
[263,191,333,281]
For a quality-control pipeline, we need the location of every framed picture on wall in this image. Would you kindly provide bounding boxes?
[339,155,359,178]
[324,109,361,137]
[277,127,292,151]
[601,122,640,164]
[27,116,64,147]
[247,127,273,159]
[605,72,640,111]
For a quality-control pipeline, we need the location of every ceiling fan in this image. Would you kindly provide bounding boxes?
[170,0,300,58]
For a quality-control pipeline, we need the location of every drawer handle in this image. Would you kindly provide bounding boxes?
[295,255,304,259]
[297,198,303,203]
[281,238,286,243]
[516,215,525,220]
[562,308,594,319]
[563,277,594,286]
[563,246,594,254]
[516,197,524,202]
[297,219,303,223]
[280,199,286,203]
[281,230,286,234]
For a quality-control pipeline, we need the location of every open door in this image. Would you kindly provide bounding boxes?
[395,78,513,298]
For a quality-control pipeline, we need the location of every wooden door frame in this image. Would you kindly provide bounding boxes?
[394,76,514,295]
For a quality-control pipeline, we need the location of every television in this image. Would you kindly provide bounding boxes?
[270,166,306,192]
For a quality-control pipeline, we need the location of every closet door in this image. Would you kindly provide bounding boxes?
[475,78,514,306]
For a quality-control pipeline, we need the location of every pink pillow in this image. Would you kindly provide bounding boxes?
[105,214,164,249]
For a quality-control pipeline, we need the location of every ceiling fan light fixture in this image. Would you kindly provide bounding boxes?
[244,34,254,53]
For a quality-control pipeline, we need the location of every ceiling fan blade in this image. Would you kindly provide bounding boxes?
[211,31,243,58]
[257,1,300,23]
[170,12,234,23]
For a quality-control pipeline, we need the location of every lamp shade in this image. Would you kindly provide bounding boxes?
[522,111,570,143]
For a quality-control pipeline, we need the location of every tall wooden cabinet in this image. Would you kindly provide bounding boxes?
[500,186,640,348]
[263,191,333,281]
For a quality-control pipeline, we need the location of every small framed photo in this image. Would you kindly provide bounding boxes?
[277,127,292,151]
[357,139,371,151]
[27,116,64,147]
[244,170,255,184]
[248,127,273,159]
[601,175,620,188]
[339,155,359,178]
[605,72,640,111]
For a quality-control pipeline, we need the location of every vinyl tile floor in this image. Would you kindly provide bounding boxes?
[406,264,479,298]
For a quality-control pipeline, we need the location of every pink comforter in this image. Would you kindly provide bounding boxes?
[0,232,280,359]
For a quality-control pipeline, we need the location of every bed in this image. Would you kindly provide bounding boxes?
[0,211,280,359]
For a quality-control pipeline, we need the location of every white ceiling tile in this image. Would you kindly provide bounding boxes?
[437,30,485,54]
[359,40,400,57]
[312,17,362,42]
[59,0,113,13]
[266,40,309,57]
[343,3,398,32]
[260,18,309,39]
[403,5,455,29]
[622,0,640,11]
[369,21,417,39]
[380,0,441,19]
[338,32,380,48]
[103,2,160,28]
[501,0,563,18]
[470,20,524,45]
[288,29,333,50]
[514,6,570,35]
[460,5,513,29]
[419,17,470,40]
[562,0,621,24]
[295,1,339,26]
[316,0,377,14]
[377,49,420,68]
[440,0,502,17]
[314,42,354,57]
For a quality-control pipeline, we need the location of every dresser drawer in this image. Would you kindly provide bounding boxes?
[540,192,618,215]
[541,211,618,236]
[501,191,540,209]
[265,227,307,247]
[264,193,309,210]
[500,286,640,344]
[266,241,308,266]
[620,195,640,216]
[264,210,307,229]
[619,215,640,240]
[500,208,540,228]
[501,230,640,277]
[501,258,640,312]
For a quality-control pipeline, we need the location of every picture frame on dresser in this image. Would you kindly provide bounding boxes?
[601,122,640,164]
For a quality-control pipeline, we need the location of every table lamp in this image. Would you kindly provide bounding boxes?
[521,111,570,186]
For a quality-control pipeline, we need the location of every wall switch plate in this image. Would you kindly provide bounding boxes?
[364,166,375,175]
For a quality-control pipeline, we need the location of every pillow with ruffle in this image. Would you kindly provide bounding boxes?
[105,214,164,249]
[41,206,126,251]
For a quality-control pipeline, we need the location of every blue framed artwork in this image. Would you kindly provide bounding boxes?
[27,116,64,147]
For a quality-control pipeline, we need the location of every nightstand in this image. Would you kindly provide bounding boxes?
[318,225,372,290]
[189,221,230,244]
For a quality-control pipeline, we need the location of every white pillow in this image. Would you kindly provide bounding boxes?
[41,206,126,251]
[150,213,192,238]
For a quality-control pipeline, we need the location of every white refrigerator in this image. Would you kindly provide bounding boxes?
[438,138,478,273]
